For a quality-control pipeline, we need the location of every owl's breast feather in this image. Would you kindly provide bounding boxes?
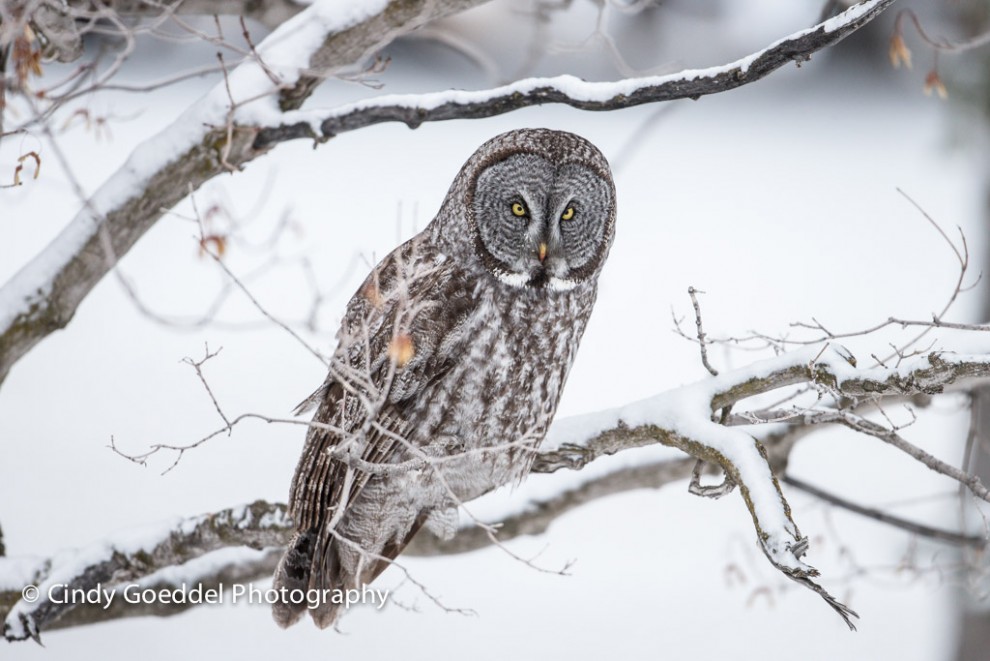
[400,280,595,500]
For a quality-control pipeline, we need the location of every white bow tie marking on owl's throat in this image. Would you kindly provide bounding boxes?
[492,267,580,292]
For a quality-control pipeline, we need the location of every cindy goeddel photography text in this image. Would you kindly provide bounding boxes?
[20,582,390,612]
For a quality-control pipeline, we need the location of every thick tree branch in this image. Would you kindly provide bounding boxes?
[0,0,896,388]
[256,0,897,147]
[0,456,720,637]
[533,348,982,473]
[1,501,291,641]
[39,548,284,631]
[9,345,989,639]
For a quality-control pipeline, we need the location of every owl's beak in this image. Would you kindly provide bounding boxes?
[538,243,548,262]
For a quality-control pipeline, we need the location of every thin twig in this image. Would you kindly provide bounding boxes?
[688,286,718,377]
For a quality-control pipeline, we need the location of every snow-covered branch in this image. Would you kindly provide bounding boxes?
[0,0,896,388]
[536,348,990,471]
[0,457,735,639]
[0,0,486,387]
[6,344,989,640]
[257,0,897,146]
[1,501,290,641]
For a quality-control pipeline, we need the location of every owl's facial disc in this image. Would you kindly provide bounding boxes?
[472,153,613,290]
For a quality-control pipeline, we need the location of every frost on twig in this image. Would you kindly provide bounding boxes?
[8,344,990,639]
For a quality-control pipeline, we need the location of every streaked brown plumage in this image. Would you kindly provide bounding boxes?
[273,129,616,628]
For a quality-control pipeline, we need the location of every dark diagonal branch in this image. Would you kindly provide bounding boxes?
[783,475,987,549]
[254,0,898,147]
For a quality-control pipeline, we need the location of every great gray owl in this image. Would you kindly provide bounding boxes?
[272,128,616,629]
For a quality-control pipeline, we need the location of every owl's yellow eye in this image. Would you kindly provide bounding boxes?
[511,202,527,217]
[561,207,575,221]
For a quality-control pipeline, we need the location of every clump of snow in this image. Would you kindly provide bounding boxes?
[822,0,881,34]
[0,556,46,591]
[258,508,291,529]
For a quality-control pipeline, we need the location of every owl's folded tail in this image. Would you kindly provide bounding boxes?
[272,530,344,629]
[273,515,427,629]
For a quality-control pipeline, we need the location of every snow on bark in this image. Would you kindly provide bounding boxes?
[11,345,987,638]
[262,0,898,143]
[1,502,290,641]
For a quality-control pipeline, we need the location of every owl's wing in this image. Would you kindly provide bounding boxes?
[288,237,473,537]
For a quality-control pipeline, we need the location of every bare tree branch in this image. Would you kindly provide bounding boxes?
[713,188,980,362]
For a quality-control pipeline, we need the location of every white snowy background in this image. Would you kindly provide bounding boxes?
[0,1,984,659]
